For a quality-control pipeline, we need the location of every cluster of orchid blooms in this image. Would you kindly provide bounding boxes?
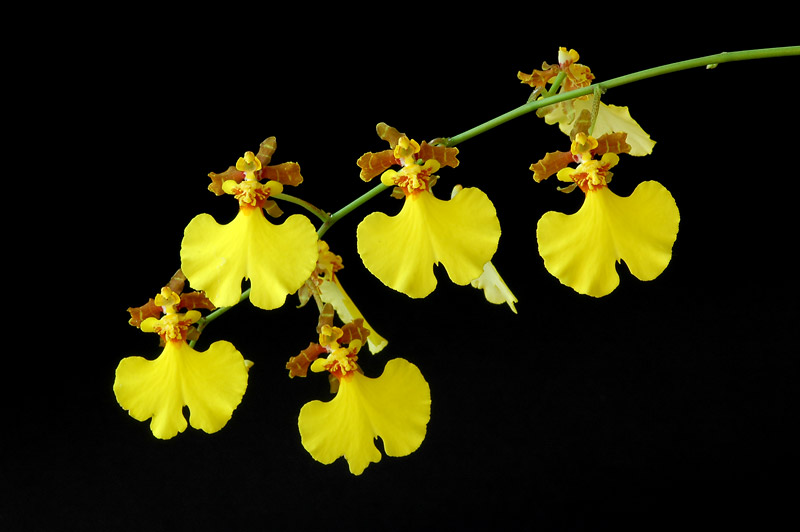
[116,48,680,475]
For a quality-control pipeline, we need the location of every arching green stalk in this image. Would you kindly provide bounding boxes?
[186,46,799,345]
[445,47,799,147]
[317,183,389,238]
[273,193,330,223]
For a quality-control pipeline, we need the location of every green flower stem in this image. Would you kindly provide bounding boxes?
[445,46,799,147]
[317,182,390,238]
[298,46,798,235]
[189,288,251,348]
[544,71,566,97]
[186,46,798,344]
[588,85,606,137]
[273,193,330,223]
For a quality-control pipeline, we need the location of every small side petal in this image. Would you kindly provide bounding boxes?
[357,150,396,182]
[357,188,500,298]
[537,182,679,297]
[298,358,431,475]
[180,208,319,310]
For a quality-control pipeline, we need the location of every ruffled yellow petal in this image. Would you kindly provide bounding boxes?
[541,98,654,157]
[298,358,431,475]
[586,102,655,156]
[537,182,679,297]
[554,99,655,156]
[318,276,388,353]
[114,340,248,439]
[180,208,318,310]
[356,188,500,298]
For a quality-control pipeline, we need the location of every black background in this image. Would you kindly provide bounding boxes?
[7,10,797,531]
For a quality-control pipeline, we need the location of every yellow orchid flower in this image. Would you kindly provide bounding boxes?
[356,123,501,299]
[518,47,586,95]
[521,47,655,156]
[297,323,431,475]
[181,144,319,310]
[114,287,250,439]
[535,133,680,297]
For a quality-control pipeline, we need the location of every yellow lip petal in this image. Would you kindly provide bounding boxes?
[537,181,679,297]
[298,358,431,475]
[356,188,501,298]
[180,208,319,310]
[114,340,249,439]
